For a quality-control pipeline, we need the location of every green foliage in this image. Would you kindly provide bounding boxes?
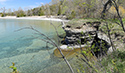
[82,51,86,55]
[38,10,44,16]
[9,62,19,73]
[67,10,76,19]
[81,31,84,35]
[1,13,4,17]
[16,14,20,17]
[61,6,68,15]
[67,46,72,49]
[16,11,26,17]
[77,40,81,44]
[101,51,125,73]
[1,0,125,18]
[11,12,15,16]
[77,69,81,73]
[57,5,61,15]
[38,8,44,16]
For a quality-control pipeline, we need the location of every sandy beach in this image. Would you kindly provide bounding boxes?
[0,16,69,22]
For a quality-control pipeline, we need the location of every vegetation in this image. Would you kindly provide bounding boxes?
[65,17,124,72]
[1,0,125,19]
[101,50,125,73]
[1,13,4,17]
[0,0,124,73]
[9,63,19,73]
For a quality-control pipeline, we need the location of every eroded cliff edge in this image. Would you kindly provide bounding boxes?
[54,21,113,58]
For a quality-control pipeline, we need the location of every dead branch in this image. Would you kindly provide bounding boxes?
[16,26,74,73]
[105,22,116,51]
[101,0,112,19]
[50,22,61,45]
[111,0,125,32]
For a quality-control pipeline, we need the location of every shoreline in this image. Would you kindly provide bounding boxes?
[0,16,69,22]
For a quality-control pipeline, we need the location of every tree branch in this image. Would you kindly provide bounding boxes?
[16,26,74,73]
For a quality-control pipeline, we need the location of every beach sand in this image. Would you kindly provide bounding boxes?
[0,16,69,22]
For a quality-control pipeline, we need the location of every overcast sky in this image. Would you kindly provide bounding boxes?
[0,0,51,11]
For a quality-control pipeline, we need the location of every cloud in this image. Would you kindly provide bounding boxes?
[25,2,44,9]
[0,0,6,2]
[35,2,44,6]
[29,5,38,8]
[0,0,7,5]
[41,2,44,5]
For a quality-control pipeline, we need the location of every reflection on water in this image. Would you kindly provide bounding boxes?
[0,19,65,73]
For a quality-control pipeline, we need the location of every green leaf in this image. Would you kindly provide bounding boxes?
[67,46,72,49]
[9,66,14,68]
[82,51,86,54]
[98,49,100,51]
[91,44,95,48]
[90,53,93,56]
[111,59,116,65]
[77,69,80,73]
[81,31,84,35]
[77,40,81,44]
[13,67,17,70]
[82,2,86,5]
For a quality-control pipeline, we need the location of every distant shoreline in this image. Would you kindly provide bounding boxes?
[0,16,69,22]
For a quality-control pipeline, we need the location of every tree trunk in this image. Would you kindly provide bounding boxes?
[101,0,112,19]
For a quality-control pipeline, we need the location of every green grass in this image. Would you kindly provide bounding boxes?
[67,18,125,73]
[101,50,125,73]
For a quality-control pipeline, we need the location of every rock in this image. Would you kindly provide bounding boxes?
[98,32,111,44]
[107,47,113,54]
[62,21,102,46]
[59,45,88,51]
[57,21,111,57]
[60,45,68,50]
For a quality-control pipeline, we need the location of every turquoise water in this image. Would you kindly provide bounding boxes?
[0,19,65,73]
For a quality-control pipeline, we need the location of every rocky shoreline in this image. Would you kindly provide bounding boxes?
[54,21,112,57]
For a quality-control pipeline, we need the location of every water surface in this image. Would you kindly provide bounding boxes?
[0,19,65,73]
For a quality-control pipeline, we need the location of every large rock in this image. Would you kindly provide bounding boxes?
[56,21,112,57]
[62,21,103,46]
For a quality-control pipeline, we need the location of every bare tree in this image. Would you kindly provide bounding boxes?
[17,25,74,73]
[43,4,51,17]
[0,7,6,17]
[101,0,112,19]
[101,0,125,32]
[7,8,12,16]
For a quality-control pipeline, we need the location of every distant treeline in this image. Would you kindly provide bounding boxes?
[1,0,125,19]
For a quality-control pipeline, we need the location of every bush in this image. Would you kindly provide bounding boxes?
[16,14,20,17]
[1,13,4,17]
[101,51,125,73]
[67,11,76,19]
[16,13,26,17]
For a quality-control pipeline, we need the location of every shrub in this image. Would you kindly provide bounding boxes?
[1,13,4,17]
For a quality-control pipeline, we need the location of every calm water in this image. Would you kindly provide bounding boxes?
[0,19,65,73]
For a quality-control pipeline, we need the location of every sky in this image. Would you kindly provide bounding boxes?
[0,0,51,11]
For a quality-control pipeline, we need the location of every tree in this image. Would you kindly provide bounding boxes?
[101,0,112,19]
[6,8,12,16]
[16,7,26,17]
[101,0,125,32]
[38,7,44,16]
[43,4,51,17]
[0,7,6,17]
[32,8,39,16]
[27,10,33,16]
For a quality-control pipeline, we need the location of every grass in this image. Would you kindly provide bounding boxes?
[66,18,125,73]
[101,50,125,73]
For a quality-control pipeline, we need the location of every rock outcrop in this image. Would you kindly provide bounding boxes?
[59,21,112,57]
